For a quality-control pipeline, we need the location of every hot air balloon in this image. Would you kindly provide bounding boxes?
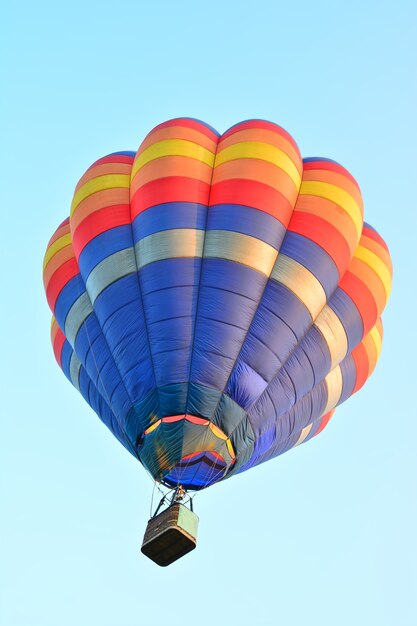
[43,118,392,565]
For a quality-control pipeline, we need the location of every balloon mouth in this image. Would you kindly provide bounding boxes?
[138,414,235,491]
[161,450,228,490]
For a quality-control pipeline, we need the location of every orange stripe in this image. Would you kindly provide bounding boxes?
[218,128,302,174]
[212,158,299,203]
[130,155,213,196]
[294,194,359,257]
[52,327,66,366]
[351,342,370,393]
[50,318,60,344]
[43,244,75,285]
[74,162,132,192]
[138,125,218,155]
[361,332,378,376]
[348,257,387,315]
[70,188,130,231]
[221,120,300,157]
[302,169,363,209]
[361,233,393,275]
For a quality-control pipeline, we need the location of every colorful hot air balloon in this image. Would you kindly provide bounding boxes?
[43,118,392,494]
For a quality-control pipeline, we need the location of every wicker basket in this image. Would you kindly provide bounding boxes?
[141,503,199,566]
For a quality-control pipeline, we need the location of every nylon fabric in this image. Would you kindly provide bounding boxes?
[43,118,393,491]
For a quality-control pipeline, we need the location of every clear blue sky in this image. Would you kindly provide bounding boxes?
[1,1,416,625]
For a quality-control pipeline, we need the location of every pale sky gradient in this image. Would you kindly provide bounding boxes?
[1,1,416,625]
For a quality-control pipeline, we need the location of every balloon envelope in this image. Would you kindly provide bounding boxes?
[43,118,393,490]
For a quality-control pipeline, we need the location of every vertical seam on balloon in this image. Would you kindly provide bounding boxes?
[181,130,221,486]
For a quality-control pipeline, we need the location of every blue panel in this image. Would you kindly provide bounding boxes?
[296,326,332,384]
[338,355,357,405]
[283,350,315,400]
[238,425,276,472]
[141,258,201,294]
[280,231,339,297]
[75,315,133,421]
[262,280,312,340]
[226,360,268,411]
[108,150,136,157]
[329,288,364,351]
[132,202,207,242]
[200,258,265,300]
[207,204,286,248]
[60,341,73,381]
[77,226,133,278]
[94,274,155,402]
[238,294,299,381]
[248,368,296,434]
[54,274,85,330]
[139,258,200,388]
[164,452,227,489]
[303,156,340,165]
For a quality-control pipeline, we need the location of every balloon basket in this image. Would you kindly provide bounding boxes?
[141,502,199,566]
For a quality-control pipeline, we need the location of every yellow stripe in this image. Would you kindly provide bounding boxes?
[226,439,236,459]
[131,139,215,178]
[354,245,392,299]
[294,423,313,447]
[315,306,348,369]
[70,175,130,216]
[43,233,72,270]
[299,181,363,236]
[136,229,204,268]
[209,423,228,440]
[323,365,343,413]
[369,325,383,360]
[144,420,161,435]
[215,141,302,188]
[204,230,277,276]
[271,255,327,319]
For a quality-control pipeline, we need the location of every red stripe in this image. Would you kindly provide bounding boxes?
[180,450,225,463]
[131,177,210,218]
[221,119,299,153]
[46,258,79,311]
[314,410,334,437]
[303,159,360,189]
[146,118,219,142]
[288,212,351,275]
[339,270,378,335]
[210,179,293,225]
[351,343,370,393]
[52,328,66,366]
[72,204,131,258]
[88,154,135,169]
[161,415,185,423]
[362,224,390,253]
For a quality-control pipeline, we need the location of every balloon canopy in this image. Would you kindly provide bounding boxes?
[43,118,393,491]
